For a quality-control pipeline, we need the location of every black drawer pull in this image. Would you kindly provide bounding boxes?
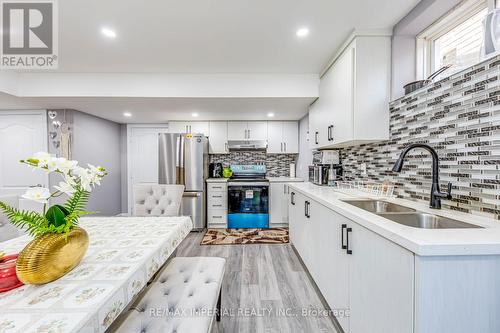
[341,224,347,249]
[346,227,352,255]
[291,192,295,205]
[304,201,310,218]
[213,216,222,219]
[212,195,223,198]
[212,204,222,207]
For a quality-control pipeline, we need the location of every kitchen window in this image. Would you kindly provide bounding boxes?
[416,0,496,79]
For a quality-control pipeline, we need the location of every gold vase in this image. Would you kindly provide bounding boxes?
[16,227,89,284]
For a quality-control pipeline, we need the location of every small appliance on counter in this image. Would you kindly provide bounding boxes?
[209,163,223,178]
[227,165,269,229]
[310,150,343,186]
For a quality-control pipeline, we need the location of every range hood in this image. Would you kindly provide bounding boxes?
[227,140,268,151]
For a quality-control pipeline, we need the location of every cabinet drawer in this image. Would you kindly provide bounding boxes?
[207,210,227,225]
[208,183,227,192]
[207,196,226,209]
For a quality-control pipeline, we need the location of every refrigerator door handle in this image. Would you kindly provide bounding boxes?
[183,192,201,198]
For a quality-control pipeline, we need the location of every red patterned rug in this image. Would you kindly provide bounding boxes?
[201,228,289,245]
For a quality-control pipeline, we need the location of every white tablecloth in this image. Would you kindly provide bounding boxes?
[0,216,192,333]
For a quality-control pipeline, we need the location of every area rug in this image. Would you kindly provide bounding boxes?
[201,228,289,245]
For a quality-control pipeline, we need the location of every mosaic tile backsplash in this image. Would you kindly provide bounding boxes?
[209,152,297,177]
[341,55,500,220]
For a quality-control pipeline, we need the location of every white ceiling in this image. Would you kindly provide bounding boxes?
[0,93,314,123]
[57,0,418,73]
[0,0,420,121]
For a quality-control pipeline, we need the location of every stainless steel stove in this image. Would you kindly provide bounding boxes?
[227,165,269,228]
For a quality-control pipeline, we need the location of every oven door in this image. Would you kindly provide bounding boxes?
[227,182,269,228]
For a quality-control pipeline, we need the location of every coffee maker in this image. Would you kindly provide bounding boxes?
[309,150,342,186]
[209,163,223,178]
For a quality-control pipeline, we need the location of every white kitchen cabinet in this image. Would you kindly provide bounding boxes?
[227,121,268,140]
[349,222,414,333]
[267,121,299,153]
[208,121,228,154]
[289,190,414,333]
[207,182,228,228]
[269,183,291,226]
[247,121,268,140]
[309,34,391,149]
[168,121,209,136]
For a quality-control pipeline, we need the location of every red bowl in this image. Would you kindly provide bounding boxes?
[0,254,23,292]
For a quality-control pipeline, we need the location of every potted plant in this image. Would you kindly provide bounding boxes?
[0,152,107,284]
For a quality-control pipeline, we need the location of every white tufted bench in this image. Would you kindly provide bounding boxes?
[115,257,226,333]
[133,184,184,217]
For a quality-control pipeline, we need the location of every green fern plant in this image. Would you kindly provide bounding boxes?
[0,187,93,238]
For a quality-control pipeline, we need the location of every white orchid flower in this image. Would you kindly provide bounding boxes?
[21,187,51,204]
[54,181,76,195]
[31,152,53,168]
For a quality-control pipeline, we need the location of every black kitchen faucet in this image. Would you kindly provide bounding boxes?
[392,143,452,209]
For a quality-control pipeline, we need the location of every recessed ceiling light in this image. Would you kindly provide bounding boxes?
[296,27,309,38]
[123,112,132,117]
[267,112,275,118]
[101,27,117,38]
[191,113,199,117]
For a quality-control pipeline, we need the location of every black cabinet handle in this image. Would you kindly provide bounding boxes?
[304,201,310,218]
[327,125,332,141]
[315,132,319,145]
[346,227,352,255]
[341,224,347,249]
[291,192,295,205]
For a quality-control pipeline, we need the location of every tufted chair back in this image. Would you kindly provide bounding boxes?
[133,184,184,217]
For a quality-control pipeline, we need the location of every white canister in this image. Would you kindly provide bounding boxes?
[289,163,296,178]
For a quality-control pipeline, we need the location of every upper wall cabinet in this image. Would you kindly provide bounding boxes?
[227,121,268,141]
[208,121,228,154]
[168,121,209,136]
[267,121,299,154]
[309,34,391,149]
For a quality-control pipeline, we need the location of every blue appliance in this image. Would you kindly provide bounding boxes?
[227,165,269,229]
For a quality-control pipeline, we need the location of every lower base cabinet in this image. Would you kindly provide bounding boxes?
[289,190,414,333]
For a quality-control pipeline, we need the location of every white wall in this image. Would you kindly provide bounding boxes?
[72,111,122,215]
[391,0,462,99]
[296,114,313,180]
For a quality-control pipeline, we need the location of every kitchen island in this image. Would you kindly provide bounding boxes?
[0,216,192,333]
[287,182,500,333]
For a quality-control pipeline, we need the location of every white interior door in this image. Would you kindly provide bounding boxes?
[0,111,48,196]
[128,127,164,213]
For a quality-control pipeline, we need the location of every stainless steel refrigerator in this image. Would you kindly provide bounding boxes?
[159,133,208,230]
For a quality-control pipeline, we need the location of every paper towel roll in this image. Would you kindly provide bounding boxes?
[289,163,296,178]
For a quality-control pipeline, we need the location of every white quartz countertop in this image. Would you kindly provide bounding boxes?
[267,177,303,182]
[288,182,500,256]
[206,177,303,183]
[206,178,229,183]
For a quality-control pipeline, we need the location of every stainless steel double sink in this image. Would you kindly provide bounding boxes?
[343,200,481,229]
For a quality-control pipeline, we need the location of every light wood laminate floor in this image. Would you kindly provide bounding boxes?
[176,232,340,333]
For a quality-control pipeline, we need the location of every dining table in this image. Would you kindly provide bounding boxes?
[0,216,192,333]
